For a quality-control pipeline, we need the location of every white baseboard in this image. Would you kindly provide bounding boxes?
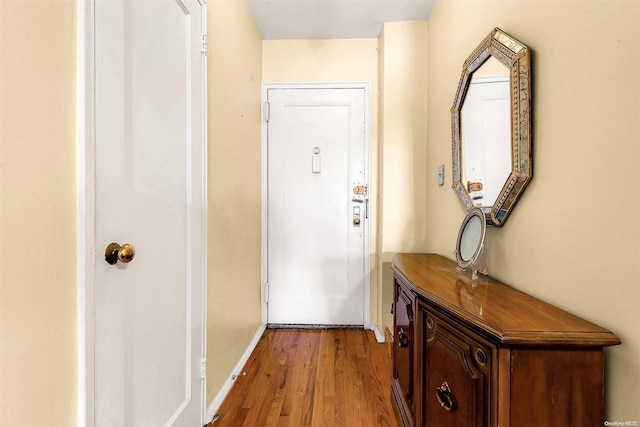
[371,325,385,343]
[204,323,267,424]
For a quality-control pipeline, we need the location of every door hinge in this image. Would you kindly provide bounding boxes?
[264,101,270,122]
[201,33,208,54]
[201,358,206,379]
[264,283,269,304]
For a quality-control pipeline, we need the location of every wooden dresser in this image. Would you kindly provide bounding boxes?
[391,253,620,427]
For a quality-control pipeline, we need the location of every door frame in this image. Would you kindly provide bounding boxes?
[261,82,372,329]
[76,2,208,425]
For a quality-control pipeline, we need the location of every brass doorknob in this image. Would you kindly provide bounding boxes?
[105,242,136,265]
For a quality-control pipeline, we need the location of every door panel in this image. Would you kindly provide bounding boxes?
[94,0,205,425]
[422,309,491,427]
[393,283,414,411]
[267,88,367,325]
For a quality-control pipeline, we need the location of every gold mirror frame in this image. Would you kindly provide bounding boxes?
[451,28,532,226]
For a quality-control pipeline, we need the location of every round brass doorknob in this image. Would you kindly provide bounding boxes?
[105,242,136,265]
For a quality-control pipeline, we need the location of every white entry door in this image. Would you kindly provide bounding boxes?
[93,0,206,425]
[266,87,369,326]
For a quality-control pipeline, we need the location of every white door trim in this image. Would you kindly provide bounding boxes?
[76,2,96,424]
[261,82,372,329]
[76,2,208,424]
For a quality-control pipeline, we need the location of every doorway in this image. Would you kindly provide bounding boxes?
[262,83,371,327]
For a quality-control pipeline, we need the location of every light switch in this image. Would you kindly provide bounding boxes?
[437,165,445,186]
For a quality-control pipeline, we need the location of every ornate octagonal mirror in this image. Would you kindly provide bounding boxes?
[451,28,532,226]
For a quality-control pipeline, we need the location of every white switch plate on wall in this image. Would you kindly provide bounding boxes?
[437,165,445,186]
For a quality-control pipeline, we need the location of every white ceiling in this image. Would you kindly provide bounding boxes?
[246,0,436,40]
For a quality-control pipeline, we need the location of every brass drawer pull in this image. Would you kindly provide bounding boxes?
[398,327,409,348]
[436,382,457,411]
[426,316,434,329]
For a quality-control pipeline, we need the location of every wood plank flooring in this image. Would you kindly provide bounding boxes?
[209,328,398,427]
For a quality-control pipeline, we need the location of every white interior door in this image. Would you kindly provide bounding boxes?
[94,1,206,425]
[266,87,368,326]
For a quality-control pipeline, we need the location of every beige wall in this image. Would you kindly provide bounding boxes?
[262,38,382,328]
[425,0,639,420]
[379,21,428,333]
[379,22,428,255]
[206,0,264,405]
[263,39,379,87]
[0,1,77,425]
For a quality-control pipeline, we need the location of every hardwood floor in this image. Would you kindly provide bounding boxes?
[209,328,398,427]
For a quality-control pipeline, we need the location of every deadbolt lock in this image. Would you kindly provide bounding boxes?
[353,205,361,227]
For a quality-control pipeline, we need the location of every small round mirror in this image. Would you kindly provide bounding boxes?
[456,208,488,279]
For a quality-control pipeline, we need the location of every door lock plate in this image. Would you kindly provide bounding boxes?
[353,206,361,227]
[353,185,367,195]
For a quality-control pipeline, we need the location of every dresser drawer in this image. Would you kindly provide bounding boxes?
[419,300,493,427]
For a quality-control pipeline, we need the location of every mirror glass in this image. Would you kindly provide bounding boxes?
[451,28,532,226]
[459,215,483,261]
[461,57,511,207]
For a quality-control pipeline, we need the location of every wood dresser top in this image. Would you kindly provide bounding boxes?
[392,253,621,347]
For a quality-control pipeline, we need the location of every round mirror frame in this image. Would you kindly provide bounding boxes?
[451,28,532,226]
[455,207,487,273]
